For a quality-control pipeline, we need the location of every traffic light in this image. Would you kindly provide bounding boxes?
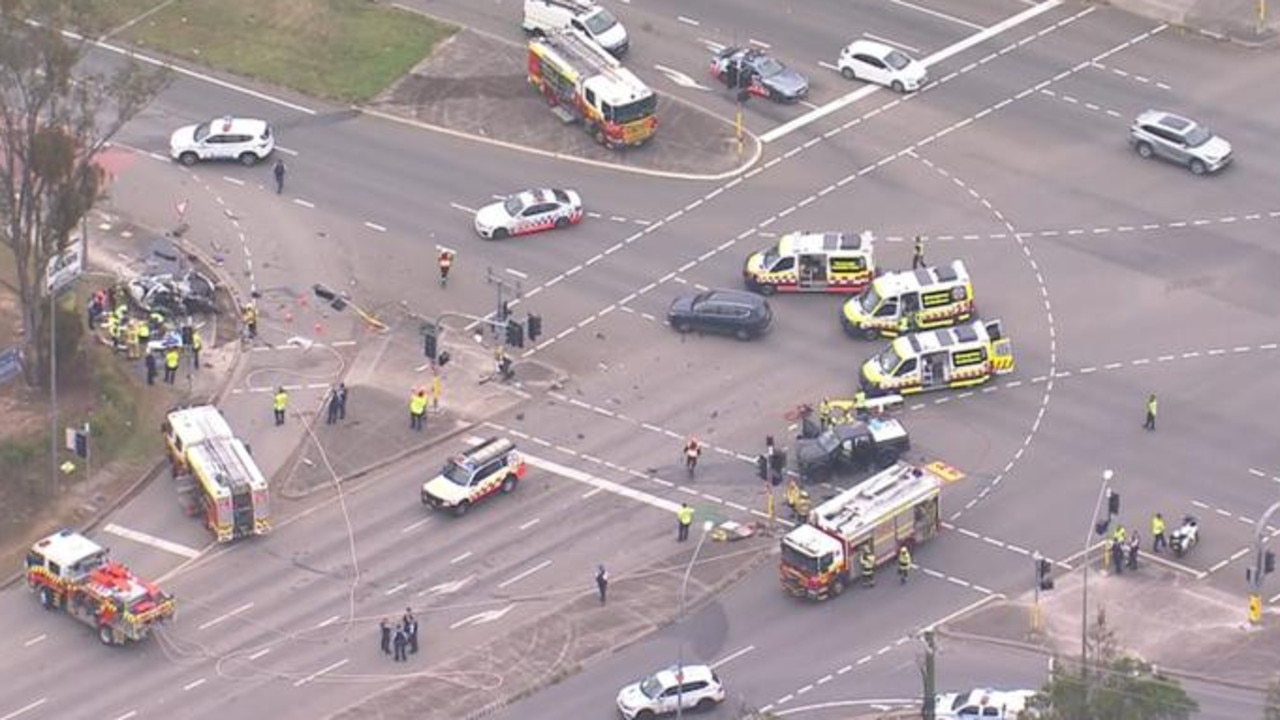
[422,324,437,361]
[1266,550,1276,575]
[769,450,786,486]
[506,319,524,348]
[527,314,542,342]
[755,454,768,481]
[1037,558,1054,591]
[1107,491,1121,516]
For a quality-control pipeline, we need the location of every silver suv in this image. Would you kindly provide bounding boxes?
[1129,109,1231,175]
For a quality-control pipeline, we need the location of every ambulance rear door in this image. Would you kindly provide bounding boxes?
[985,319,1014,374]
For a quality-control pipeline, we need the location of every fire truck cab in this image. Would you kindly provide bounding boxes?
[25,529,175,645]
[841,260,974,339]
[743,231,875,295]
[163,406,270,542]
[860,319,1013,396]
[780,463,942,600]
[528,29,657,148]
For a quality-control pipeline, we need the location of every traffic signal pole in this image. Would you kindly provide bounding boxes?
[1247,501,1280,625]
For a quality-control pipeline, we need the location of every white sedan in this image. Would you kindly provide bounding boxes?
[837,39,927,93]
[473,188,584,240]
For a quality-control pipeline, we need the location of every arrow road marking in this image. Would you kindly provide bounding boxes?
[653,64,710,90]
[449,604,515,630]
[417,575,476,598]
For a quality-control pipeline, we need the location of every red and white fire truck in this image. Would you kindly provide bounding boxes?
[25,529,176,645]
[163,405,271,542]
[528,28,657,148]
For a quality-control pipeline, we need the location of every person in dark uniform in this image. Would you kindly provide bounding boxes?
[404,608,418,655]
[595,565,609,605]
[379,617,391,655]
[392,625,408,662]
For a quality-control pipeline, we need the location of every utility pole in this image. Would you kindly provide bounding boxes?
[921,629,937,720]
[1247,501,1280,625]
[486,266,524,340]
[1081,469,1115,699]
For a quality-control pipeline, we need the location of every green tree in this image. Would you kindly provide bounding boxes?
[1264,676,1280,720]
[0,0,168,388]
[1031,608,1197,720]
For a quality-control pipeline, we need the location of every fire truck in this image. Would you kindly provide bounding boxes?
[25,529,176,645]
[527,28,658,148]
[780,462,942,600]
[163,405,270,542]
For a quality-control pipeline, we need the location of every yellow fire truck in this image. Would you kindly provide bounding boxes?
[25,529,176,645]
[743,231,875,295]
[860,319,1013,396]
[163,406,270,542]
[841,260,974,339]
[528,28,657,148]
[780,462,942,600]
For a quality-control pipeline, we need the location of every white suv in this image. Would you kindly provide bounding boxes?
[169,116,275,167]
[616,664,725,719]
[1128,109,1232,175]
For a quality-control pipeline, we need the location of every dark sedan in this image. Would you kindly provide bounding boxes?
[709,47,809,103]
[668,289,772,340]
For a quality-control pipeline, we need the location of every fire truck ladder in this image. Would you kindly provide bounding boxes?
[202,436,255,539]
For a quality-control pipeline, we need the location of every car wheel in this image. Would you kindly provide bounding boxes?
[501,475,518,494]
[841,67,856,81]
[757,284,776,296]
[492,228,509,240]
[239,152,259,167]
[1189,159,1207,175]
[39,588,56,610]
[1135,141,1154,159]
[862,326,880,341]
[452,501,470,517]
[734,327,752,341]
[554,216,569,229]
[673,320,692,333]
[635,711,655,720]
[179,152,199,166]
[99,625,118,646]
[831,577,845,597]
[695,698,717,712]
[891,80,905,93]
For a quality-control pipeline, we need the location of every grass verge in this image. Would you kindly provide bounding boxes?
[115,0,456,103]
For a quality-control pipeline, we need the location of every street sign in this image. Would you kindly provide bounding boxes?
[45,236,84,295]
[0,346,21,385]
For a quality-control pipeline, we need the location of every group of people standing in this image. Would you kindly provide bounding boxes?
[88,286,204,387]
[379,609,419,662]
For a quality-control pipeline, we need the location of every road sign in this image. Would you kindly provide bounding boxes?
[45,236,84,295]
[0,346,21,385]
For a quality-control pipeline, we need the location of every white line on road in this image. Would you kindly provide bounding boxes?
[183,678,207,691]
[451,551,473,564]
[818,60,840,72]
[112,712,137,720]
[401,517,431,533]
[863,32,922,54]
[749,38,771,49]
[275,146,299,156]
[292,198,315,208]
[103,523,201,559]
[711,644,755,669]
[518,517,541,531]
[0,698,46,720]
[677,15,700,26]
[498,559,552,589]
[517,447,683,513]
[22,635,45,647]
[222,176,245,186]
[887,0,984,28]
[316,614,341,629]
[198,602,254,630]
[363,221,387,232]
[449,202,477,214]
[248,648,271,661]
[385,582,409,596]
[293,658,349,687]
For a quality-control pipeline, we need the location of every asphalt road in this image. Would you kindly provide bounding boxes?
[5,0,1280,718]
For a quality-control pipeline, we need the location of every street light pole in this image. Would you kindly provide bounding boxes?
[1081,469,1114,688]
[676,519,713,720]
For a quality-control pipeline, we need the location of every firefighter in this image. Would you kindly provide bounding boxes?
[126,320,140,360]
[785,478,809,520]
[273,387,288,426]
[859,545,876,587]
[379,618,391,655]
[676,503,694,542]
[191,330,203,369]
[853,390,869,418]
[409,389,428,431]
[818,398,833,428]
[136,317,151,357]
[1143,393,1157,431]
[438,249,454,287]
[242,303,258,340]
[163,346,180,384]
[683,437,702,475]
[897,544,912,584]
[1151,512,1166,553]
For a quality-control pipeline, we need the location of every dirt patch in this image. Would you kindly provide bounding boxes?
[372,29,753,178]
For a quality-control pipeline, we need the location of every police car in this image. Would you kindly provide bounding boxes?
[169,116,275,166]
[473,188,584,240]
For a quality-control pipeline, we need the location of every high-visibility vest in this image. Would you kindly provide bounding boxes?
[137,322,150,340]
[1147,398,1157,416]
[273,392,287,411]
[898,548,912,569]
[860,552,875,573]
[677,506,694,526]
[165,349,179,369]
[192,332,202,351]
[1114,527,1126,543]
[409,394,427,415]
[1152,516,1165,536]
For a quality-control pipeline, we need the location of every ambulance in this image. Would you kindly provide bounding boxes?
[743,230,875,295]
[859,319,1013,396]
[841,260,974,339]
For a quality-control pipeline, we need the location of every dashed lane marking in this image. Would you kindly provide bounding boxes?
[293,658,349,687]
[22,635,45,648]
[1038,87,1124,117]
[497,559,552,589]
[198,601,254,630]
[1089,61,1173,90]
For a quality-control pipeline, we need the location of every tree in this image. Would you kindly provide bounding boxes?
[1265,676,1280,720]
[0,0,168,388]
[1031,608,1198,720]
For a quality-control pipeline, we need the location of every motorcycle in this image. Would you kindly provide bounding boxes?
[1170,515,1199,557]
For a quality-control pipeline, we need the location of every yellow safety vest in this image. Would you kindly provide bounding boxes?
[409,395,427,415]
[192,332,202,350]
[273,392,287,411]
[137,323,150,340]
[1147,398,1157,416]
[1152,516,1165,535]
[677,506,694,526]
[898,548,912,568]
[164,349,179,369]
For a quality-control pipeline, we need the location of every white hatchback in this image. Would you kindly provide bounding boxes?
[169,116,275,166]
[616,664,725,719]
[838,39,927,93]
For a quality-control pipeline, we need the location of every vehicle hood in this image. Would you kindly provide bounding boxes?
[668,294,696,317]
[169,125,198,149]
[594,22,627,51]
[1197,135,1232,160]
[761,68,808,97]
[474,202,511,229]
[422,476,466,505]
[616,683,648,712]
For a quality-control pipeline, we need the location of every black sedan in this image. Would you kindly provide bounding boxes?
[709,47,809,103]
[668,289,772,340]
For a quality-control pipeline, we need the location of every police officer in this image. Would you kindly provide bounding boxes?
[595,565,609,605]
[273,387,288,426]
[163,346,180,384]
[1144,393,1157,431]
[859,545,876,587]
[1151,512,1167,553]
[409,389,428,431]
[403,608,418,655]
[392,625,408,662]
[676,503,694,542]
[897,544,912,584]
[912,235,926,270]
[144,350,158,386]
[136,316,150,356]
[379,617,391,655]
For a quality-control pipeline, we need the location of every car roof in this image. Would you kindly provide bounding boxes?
[697,289,765,306]
[846,38,896,57]
[1137,109,1195,132]
[208,116,268,135]
[515,188,573,205]
[653,664,715,685]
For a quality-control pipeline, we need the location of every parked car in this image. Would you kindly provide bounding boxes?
[169,116,275,166]
[709,47,808,102]
[837,39,927,93]
[668,289,772,340]
[1128,109,1232,175]
[616,664,726,719]
[934,688,1037,719]
[473,188,584,240]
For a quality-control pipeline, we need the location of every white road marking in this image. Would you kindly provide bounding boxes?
[450,551,472,564]
[275,146,299,156]
[112,712,137,720]
[293,658,349,687]
[103,523,201,559]
[677,15,700,26]
[863,32,922,54]
[401,517,431,533]
[449,202,477,214]
[517,447,683,514]
[363,221,387,232]
[449,604,515,630]
[712,644,756,669]
[887,0,984,29]
[248,648,271,661]
[222,176,245,186]
[198,602,254,630]
[22,635,45,647]
[749,38,771,49]
[518,517,541,530]
[183,678,207,691]
[385,582,409,596]
[497,559,552,589]
[652,64,710,90]
[316,614,341,628]
[0,699,46,720]
[418,575,475,598]
[291,198,315,208]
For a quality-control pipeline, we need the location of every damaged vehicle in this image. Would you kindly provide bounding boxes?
[127,270,218,317]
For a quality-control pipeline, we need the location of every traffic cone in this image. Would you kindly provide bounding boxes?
[283,309,293,323]
[314,322,323,335]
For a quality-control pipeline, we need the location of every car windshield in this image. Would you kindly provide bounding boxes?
[1183,124,1213,147]
[193,122,212,142]
[755,56,785,77]
[760,248,781,269]
[780,541,823,575]
[583,8,617,34]
[874,345,902,372]
[815,430,841,455]
[604,93,657,125]
[639,674,665,699]
[859,286,881,313]
[440,461,471,487]
[502,196,527,216]
[885,50,912,70]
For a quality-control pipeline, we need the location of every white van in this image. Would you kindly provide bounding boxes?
[523,0,628,56]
